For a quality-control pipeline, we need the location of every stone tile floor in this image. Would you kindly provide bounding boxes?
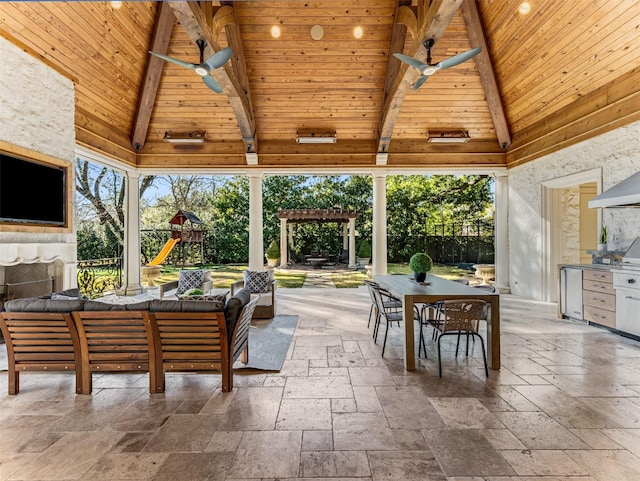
[2,287,640,480]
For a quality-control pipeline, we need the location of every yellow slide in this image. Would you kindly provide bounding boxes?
[147,238,180,266]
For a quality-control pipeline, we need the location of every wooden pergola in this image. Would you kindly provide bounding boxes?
[276,209,359,268]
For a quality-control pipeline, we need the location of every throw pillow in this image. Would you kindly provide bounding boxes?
[177,269,206,295]
[243,270,272,293]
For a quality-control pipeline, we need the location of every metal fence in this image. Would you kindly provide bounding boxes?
[425,220,494,265]
[77,257,123,299]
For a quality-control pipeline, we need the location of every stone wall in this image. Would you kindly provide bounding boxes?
[0,36,77,290]
[561,186,580,265]
[508,120,640,299]
[0,36,75,160]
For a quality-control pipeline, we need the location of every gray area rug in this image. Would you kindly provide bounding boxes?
[238,315,299,371]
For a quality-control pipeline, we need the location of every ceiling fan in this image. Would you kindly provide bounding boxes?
[393,39,481,91]
[149,39,232,94]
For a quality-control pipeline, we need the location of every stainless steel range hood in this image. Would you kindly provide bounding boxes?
[622,237,640,266]
[588,171,640,208]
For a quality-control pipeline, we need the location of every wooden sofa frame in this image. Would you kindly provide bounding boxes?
[0,295,258,395]
[0,312,83,395]
[149,296,258,392]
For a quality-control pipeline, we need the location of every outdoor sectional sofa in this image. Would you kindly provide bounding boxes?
[0,288,258,395]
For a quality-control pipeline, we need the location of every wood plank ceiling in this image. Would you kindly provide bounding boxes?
[1,0,639,171]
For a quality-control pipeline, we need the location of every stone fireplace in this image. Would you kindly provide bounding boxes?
[0,241,76,305]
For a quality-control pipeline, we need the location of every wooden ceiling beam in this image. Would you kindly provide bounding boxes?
[383,1,412,100]
[219,2,257,156]
[168,1,257,155]
[378,0,463,154]
[460,0,511,151]
[131,2,175,153]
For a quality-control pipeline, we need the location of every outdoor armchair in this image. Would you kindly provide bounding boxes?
[159,269,213,299]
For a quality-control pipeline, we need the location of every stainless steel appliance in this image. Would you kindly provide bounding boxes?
[560,266,583,320]
[614,237,640,337]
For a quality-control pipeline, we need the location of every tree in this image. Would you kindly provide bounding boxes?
[75,159,155,259]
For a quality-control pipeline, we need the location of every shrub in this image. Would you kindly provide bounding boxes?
[266,240,280,259]
[409,253,433,272]
[357,239,372,258]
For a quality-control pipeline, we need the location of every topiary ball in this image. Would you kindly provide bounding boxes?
[409,253,433,273]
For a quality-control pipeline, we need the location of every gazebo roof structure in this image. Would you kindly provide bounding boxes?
[277,209,358,224]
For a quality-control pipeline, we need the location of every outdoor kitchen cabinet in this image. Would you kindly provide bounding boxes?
[559,265,616,330]
[582,269,616,328]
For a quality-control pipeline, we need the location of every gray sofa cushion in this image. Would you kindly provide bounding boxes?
[83,300,152,311]
[4,297,86,313]
[224,288,251,340]
[149,299,225,312]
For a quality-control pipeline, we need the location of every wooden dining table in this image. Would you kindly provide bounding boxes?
[374,274,500,371]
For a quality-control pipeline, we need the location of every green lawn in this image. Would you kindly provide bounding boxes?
[151,263,474,289]
[155,264,306,288]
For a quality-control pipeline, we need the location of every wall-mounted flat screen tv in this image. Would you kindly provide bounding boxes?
[0,153,67,226]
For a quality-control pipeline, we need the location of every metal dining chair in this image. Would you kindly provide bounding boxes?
[423,299,489,377]
[365,280,400,330]
[370,283,408,357]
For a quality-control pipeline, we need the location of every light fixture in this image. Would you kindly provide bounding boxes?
[296,131,337,144]
[270,25,281,38]
[163,130,206,144]
[310,25,324,41]
[518,2,531,15]
[353,26,363,39]
[427,130,471,143]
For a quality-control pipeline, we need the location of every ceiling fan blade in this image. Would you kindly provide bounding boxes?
[413,75,429,91]
[203,47,233,70]
[393,53,428,72]
[149,51,197,71]
[202,74,223,93]
[437,46,482,70]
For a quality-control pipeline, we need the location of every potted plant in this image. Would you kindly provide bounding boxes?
[598,226,608,251]
[265,240,280,267]
[183,288,204,297]
[409,252,433,282]
[357,240,372,267]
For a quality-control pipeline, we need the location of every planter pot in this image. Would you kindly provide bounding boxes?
[267,257,279,267]
[597,243,607,252]
[365,265,373,278]
[414,271,427,283]
[358,257,369,267]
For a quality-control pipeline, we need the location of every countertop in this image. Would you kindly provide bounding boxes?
[558,263,622,271]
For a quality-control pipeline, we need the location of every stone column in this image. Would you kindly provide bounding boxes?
[280,217,287,267]
[494,171,510,293]
[288,223,294,260]
[248,172,264,271]
[123,171,142,295]
[343,223,348,250]
[348,218,356,268]
[372,173,388,275]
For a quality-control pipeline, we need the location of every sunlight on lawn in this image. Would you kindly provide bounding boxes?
[157,264,306,288]
[151,263,475,289]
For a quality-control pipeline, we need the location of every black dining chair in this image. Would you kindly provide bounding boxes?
[364,280,401,329]
[422,299,489,377]
[370,283,403,357]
